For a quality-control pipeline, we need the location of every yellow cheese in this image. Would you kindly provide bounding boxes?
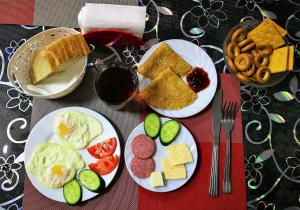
[166,144,193,166]
[288,45,295,71]
[269,46,289,74]
[163,158,186,180]
[150,171,164,187]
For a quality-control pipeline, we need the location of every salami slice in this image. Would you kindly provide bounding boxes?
[130,157,155,178]
[132,134,156,159]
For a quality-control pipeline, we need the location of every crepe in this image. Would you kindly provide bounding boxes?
[140,68,196,110]
[138,43,192,80]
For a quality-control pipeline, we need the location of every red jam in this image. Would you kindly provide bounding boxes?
[187,67,210,93]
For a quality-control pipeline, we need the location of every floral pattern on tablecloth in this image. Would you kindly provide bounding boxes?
[0,0,299,209]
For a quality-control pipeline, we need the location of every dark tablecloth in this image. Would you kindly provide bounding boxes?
[0,0,299,209]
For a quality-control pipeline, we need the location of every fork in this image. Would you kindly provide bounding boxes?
[221,101,238,194]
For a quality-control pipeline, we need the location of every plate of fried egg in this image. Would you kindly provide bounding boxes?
[24,107,121,203]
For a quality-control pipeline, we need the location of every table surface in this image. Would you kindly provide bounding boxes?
[0,0,300,210]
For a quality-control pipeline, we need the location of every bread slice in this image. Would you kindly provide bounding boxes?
[30,34,90,84]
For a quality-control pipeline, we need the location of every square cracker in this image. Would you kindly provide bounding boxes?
[288,45,295,71]
[269,46,289,73]
[265,18,287,37]
[248,20,285,49]
[138,43,192,80]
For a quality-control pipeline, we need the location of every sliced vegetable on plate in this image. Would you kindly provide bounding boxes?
[63,179,82,205]
[87,137,117,159]
[89,155,119,176]
[160,120,180,146]
[79,169,104,192]
[144,113,161,138]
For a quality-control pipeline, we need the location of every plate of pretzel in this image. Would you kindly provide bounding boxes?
[224,19,295,87]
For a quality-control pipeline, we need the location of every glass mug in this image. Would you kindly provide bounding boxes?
[93,59,139,110]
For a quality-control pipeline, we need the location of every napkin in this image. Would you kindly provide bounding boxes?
[78,3,146,38]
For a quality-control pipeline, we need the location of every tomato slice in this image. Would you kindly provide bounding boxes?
[88,155,119,176]
[87,137,117,159]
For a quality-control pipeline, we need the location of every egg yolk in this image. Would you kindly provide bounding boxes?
[51,164,63,177]
[58,123,72,137]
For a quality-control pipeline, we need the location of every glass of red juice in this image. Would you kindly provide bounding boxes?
[93,59,139,110]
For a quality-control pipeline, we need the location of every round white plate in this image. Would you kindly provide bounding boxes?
[24,107,120,202]
[125,118,198,192]
[138,39,218,118]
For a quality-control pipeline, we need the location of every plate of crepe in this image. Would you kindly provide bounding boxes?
[138,39,217,118]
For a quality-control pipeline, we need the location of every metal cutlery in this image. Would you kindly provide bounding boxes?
[221,101,238,194]
[209,89,222,197]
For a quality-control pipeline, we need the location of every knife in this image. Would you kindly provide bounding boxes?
[209,89,222,197]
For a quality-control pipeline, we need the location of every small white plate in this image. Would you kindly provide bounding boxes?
[24,107,120,203]
[125,118,198,192]
[138,39,218,118]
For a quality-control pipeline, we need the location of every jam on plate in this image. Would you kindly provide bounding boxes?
[186,67,210,93]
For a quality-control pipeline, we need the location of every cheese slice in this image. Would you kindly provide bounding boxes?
[166,143,193,166]
[162,159,186,180]
[150,171,164,187]
[269,46,289,74]
[288,45,295,71]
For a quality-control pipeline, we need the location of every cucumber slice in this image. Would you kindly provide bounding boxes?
[63,179,81,205]
[79,169,101,192]
[159,120,180,146]
[144,113,161,138]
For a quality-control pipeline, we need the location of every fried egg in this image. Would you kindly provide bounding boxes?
[27,142,85,188]
[54,110,103,149]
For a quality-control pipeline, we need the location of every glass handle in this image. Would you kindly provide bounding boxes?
[94,58,107,72]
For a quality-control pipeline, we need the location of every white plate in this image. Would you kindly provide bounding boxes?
[125,118,198,192]
[24,107,120,202]
[138,39,218,118]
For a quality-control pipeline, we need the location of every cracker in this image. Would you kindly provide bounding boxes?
[139,68,196,109]
[248,20,285,49]
[265,18,287,37]
[138,43,192,80]
[287,45,295,71]
[269,46,289,73]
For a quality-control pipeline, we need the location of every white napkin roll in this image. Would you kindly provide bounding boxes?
[78,3,146,39]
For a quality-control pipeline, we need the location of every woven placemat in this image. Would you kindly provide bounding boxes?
[34,0,138,28]
[23,64,141,209]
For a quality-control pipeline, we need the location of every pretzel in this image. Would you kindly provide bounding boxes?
[251,49,260,57]
[234,53,251,71]
[226,57,238,73]
[241,42,256,53]
[236,72,250,82]
[256,42,274,56]
[255,66,271,83]
[231,28,246,43]
[242,62,256,77]
[238,38,252,48]
[254,53,270,68]
[226,42,241,59]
